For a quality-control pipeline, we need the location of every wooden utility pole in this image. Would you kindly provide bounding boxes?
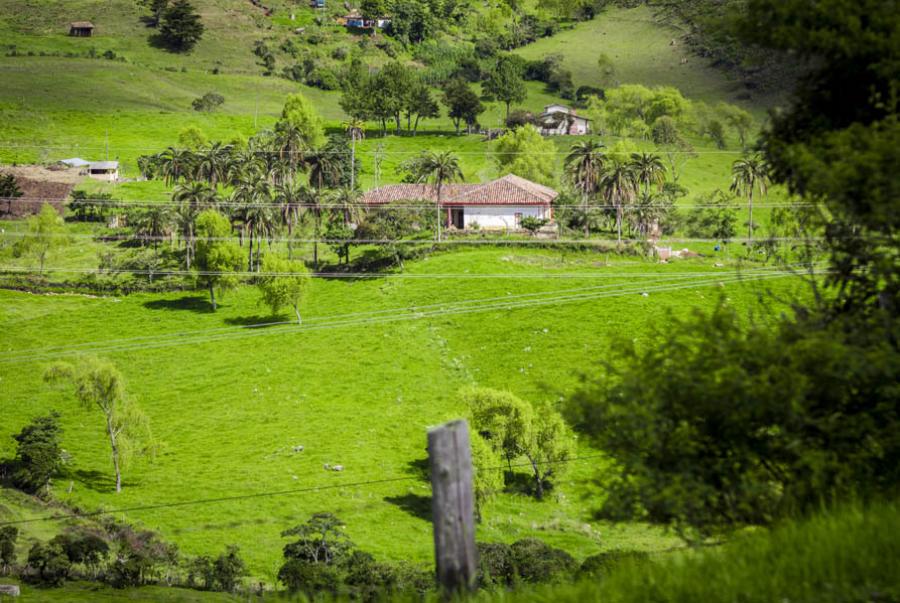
[427,419,477,594]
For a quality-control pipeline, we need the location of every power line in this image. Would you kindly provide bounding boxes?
[0,269,804,364]
[0,454,603,528]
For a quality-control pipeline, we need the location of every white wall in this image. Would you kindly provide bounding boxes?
[462,205,549,230]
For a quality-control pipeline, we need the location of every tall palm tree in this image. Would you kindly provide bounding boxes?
[565,140,607,236]
[274,121,309,180]
[173,182,218,268]
[301,186,328,269]
[730,156,769,244]
[599,160,638,244]
[194,142,232,189]
[308,150,343,192]
[331,187,364,227]
[407,151,464,242]
[275,178,305,259]
[629,152,666,195]
[344,118,366,142]
[158,147,196,186]
[132,205,173,250]
[231,174,273,271]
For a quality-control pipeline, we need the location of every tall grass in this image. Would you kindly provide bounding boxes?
[485,501,900,603]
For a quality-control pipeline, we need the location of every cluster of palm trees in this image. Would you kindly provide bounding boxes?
[135,133,362,270]
[564,141,670,242]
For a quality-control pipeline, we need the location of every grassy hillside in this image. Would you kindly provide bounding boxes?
[0,247,810,580]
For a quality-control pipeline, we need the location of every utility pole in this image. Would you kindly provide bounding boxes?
[427,419,477,594]
[350,134,356,190]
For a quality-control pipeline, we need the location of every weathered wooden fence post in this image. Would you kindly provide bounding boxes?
[428,419,477,593]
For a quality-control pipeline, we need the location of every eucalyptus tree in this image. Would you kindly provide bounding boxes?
[599,160,638,243]
[730,156,770,244]
[404,150,463,242]
[565,140,606,236]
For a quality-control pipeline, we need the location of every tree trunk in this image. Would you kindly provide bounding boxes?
[248,230,254,271]
[505,101,511,119]
[748,188,754,245]
[314,213,320,269]
[294,305,302,325]
[436,181,443,242]
[209,281,217,311]
[617,203,623,244]
[106,415,122,493]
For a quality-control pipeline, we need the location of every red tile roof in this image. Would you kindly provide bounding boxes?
[361,174,558,206]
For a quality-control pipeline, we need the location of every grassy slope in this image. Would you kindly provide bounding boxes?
[490,501,900,603]
[0,248,808,580]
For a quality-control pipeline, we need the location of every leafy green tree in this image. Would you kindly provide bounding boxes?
[281,513,353,567]
[354,203,430,268]
[132,204,173,250]
[11,412,63,496]
[718,103,753,148]
[26,541,70,586]
[212,545,245,592]
[403,150,463,241]
[442,79,485,135]
[0,171,22,215]
[651,116,680,145]
[596,53,616,88]
[177,125,207,150]
[495,125,556,186]
[191,92,224,113]
[257,254,309,323]
[278,93,326,150]
[158,0,204,52]
[470,432,504,520]
[325,220,354,265]
[0,527,17,574]
[360,0,387,22]
[519,216,548,236]
[20,203,67,275]
[388,0,434,44]
[730,155,769,244]
[193,210,243,310]
[483,54,527,119]
[465,387,574,500]
[403,80,439,135]
[685,190,738,250]
[44,358,152,494]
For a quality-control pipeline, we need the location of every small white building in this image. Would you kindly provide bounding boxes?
[87,161,119,182]
[362,174,557,231]
[539,104,591,136]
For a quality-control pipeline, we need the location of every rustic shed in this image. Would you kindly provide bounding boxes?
[69,21,95,37]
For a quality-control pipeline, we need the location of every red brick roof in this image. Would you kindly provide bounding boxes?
[361,174,558,206]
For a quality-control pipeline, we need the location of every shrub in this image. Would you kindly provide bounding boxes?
[191,91,225,112]
[331,46,348,60]
[505,109,536,129]
[0,527,17,573]
[212,545,245,592]
[51,530,109,572]
[579,550,649,578]
[477,542,514,587]
[26,542,71,586]
[651,116,680,144]
[307,66,340,90]
[510,538,577,583]
[278,559,342,595]
[520,216,549,235]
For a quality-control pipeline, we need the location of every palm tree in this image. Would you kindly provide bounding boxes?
[406,151,463,242]
[275,179,305,259]
[132,205,173,250]
[157,147,196,186]
[331,187,364,227]
[173,182,218,268]
[565,140,606,236]
[301,186,328,269]
[629,152,666,195]
[344,118,366,142]
[730,156,769,244]
[599,160,638,244]
[231,174,273,271]
[308,150,343,192]
[274,121,309,180]
[194,142,232,189]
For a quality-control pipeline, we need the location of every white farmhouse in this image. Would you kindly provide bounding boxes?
[539,104,591,136]
[87,161,119,182]
[361,174,557,231]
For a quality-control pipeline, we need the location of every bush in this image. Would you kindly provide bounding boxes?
[51,530,109,571]
[191,91,224,112]
[0,527,18,573]
[307,66,340,90]
[578,550,649,578]
[651,116,680,144]
[278,559,342,596]
[520,216,549,235]
[26,542,71,586]
[505,109,536,129]
[477,542,514,587]
[510,538,577,583]
[212,545,245,592]
[331,46,348,61]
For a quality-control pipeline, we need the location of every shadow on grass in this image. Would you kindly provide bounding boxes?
[143,296,212,313]
[223,314,290,327]
[406,457,430,481]
[70,469,134,493]
[384,493,432,522]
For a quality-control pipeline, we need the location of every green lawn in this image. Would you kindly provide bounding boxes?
[0,246,811,581]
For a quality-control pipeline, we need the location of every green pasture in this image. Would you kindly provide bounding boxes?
[0,247,810,580]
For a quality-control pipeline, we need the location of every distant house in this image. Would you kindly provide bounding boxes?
[59,158,92,168]
[69,21,95,37]
[539,104,591,136]
[87,161,119,182]
[361,174,557,231]
[341,11,390,29]
[312,0,325,8]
